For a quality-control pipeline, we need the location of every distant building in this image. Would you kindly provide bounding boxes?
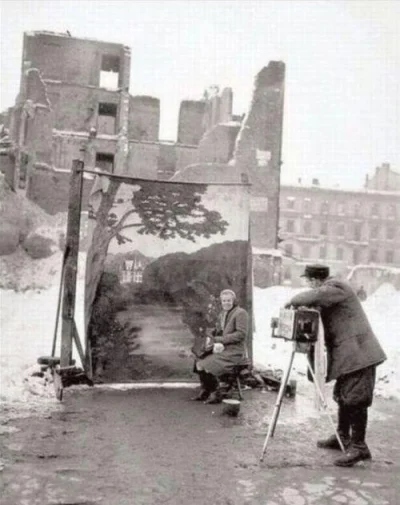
[278,179,400,283]
[365,163,400,192]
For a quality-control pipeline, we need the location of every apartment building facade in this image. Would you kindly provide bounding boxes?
[279,181,400,276]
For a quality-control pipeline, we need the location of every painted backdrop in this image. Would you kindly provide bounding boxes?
[85,174,251,382]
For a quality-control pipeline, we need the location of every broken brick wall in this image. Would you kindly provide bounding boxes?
[26,166,93,215]
[22,32,129,89]
[47,84,120,133]
[177,100,206,145]
[202,87,233,132]
[128,96,160,141]
[126,141,160,179]
[125,141,198,179]
[197,123,240,164]
[174,144,198,173]
[234,61,285,249]
[52,135,117,171]
[157,143,176,179]
[0,152,16,190]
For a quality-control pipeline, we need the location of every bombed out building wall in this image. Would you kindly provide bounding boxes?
[0,31,285,280]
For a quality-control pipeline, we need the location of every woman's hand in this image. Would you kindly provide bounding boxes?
[213,343,225,353]
[205,336,214,350]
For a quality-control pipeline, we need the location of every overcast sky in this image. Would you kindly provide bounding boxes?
[1,0,399,189]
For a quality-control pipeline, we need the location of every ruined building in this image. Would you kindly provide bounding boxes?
[0,31,285,262]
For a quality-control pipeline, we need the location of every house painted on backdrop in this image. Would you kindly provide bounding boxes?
[120,257,146,284]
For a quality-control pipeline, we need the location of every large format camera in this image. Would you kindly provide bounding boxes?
[271,307,319,344]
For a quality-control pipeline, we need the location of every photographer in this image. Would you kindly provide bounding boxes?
[191,289,249,404]
[285,264,386,467]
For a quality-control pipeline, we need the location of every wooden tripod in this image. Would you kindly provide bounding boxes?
[259,340,345,462]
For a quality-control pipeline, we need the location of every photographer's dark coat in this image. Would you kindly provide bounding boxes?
[288,278,386,382]
[196,305,248,377]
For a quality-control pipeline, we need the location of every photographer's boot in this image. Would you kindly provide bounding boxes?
[334,407,371,467]
[317,433,350,450]
[191,371,210,401]
[317,405,350,450]
[333,444,372,467]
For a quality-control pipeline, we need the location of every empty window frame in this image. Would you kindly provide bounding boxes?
[286,219,295,232]
[387,204,396,219]
[100,54,120,89]
[353,223,362,241]
[369,249,378,263]
[286,197,295,210]
[386,226,396,240]
[303,198,312,213]
[352,248,361,265]
[302,245,311,258]
[95,152,115,172]
[354,202,361,217]
[370,224,379,240]
[385,250,394,263]
[320,221,328,235]
[336,223,345,237]
[284,243,293,257]
[320,201,329,214]
[98,102,118,134]
[303,221,312,235]
[337,202,346,215]
[370,203,380,218]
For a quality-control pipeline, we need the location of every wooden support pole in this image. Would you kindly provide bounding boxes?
[60,160,84,368]
[246,223,254,366]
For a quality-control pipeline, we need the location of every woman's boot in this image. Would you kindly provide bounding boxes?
[204,374,222,404]
[191,371,211,401]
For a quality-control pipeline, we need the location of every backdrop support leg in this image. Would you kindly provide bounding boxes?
[60,160,84,369]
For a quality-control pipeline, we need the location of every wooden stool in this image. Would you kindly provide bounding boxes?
[220,363,250,401]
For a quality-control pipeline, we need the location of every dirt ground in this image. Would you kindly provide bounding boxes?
[0,384,399,505]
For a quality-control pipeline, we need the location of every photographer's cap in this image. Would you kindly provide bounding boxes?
[300,264,330,279]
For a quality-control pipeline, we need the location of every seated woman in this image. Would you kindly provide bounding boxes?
[192,289,249,404]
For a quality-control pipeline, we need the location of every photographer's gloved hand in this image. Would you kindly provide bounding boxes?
[213,343,225,354]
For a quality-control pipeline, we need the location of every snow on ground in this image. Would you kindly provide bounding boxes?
[362,283,400,399]
[1,272,399,420]
[0,254,86,419]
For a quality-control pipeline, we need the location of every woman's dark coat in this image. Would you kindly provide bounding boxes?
[288,278,386,382]
[196,305,248,377]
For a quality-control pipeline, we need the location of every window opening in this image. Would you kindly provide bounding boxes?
[100,54,120,89]
[98,102,118,134]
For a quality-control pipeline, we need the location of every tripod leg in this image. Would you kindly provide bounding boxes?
[306,358,345,453]
[260,348,296,461]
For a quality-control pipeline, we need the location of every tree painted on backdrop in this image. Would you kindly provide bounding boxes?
[85,178,229,328]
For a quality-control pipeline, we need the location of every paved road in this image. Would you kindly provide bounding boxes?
[1,387,398,504]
